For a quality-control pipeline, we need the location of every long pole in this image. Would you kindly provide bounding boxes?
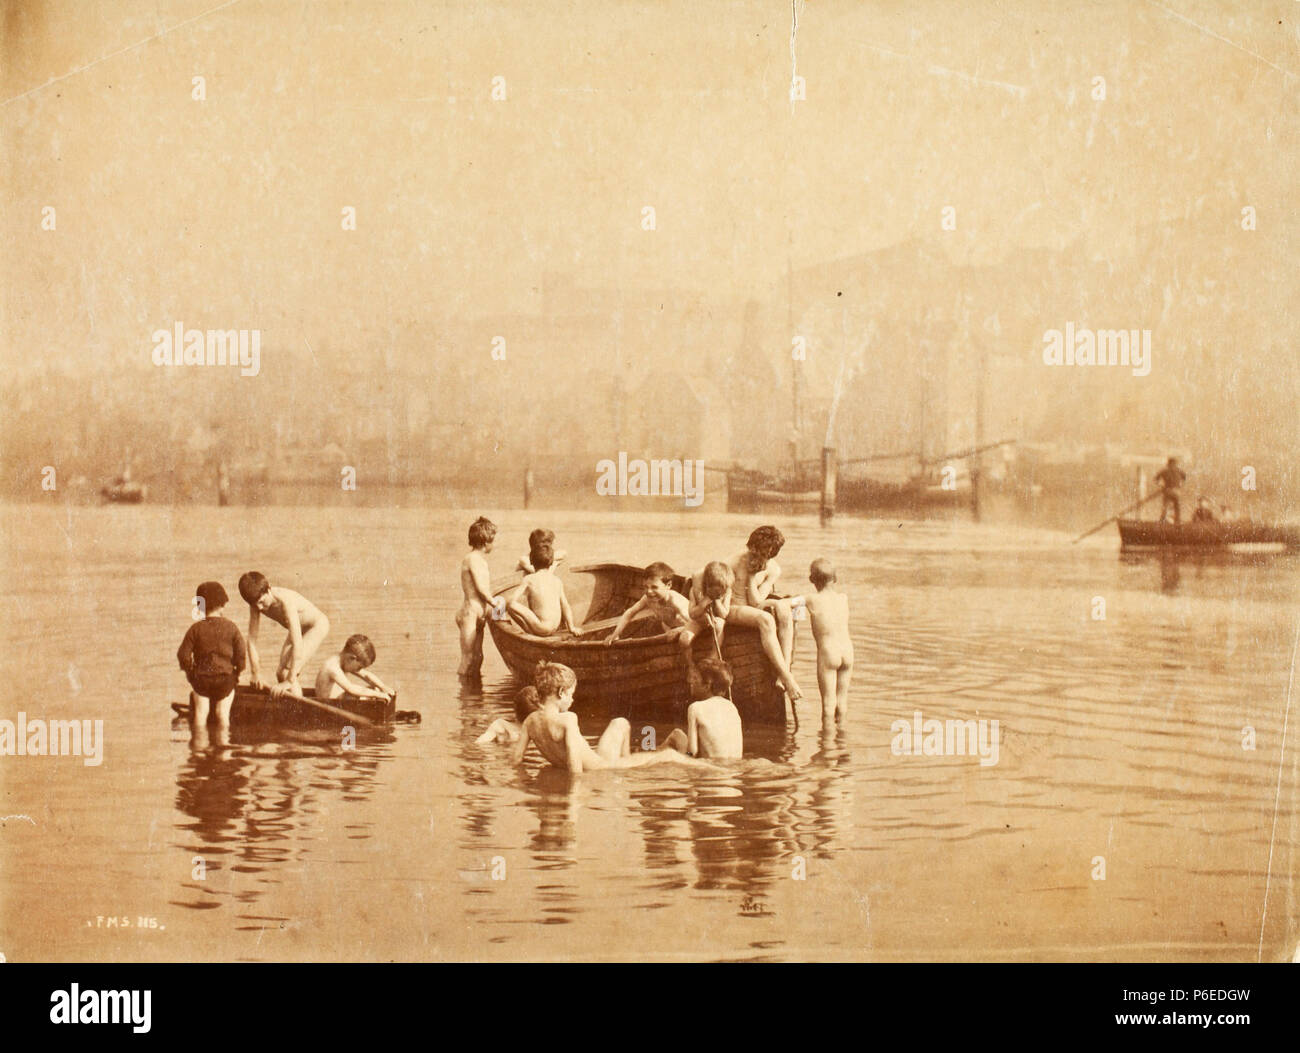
[1071,489,1165,544]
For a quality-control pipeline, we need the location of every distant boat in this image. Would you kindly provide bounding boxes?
[100,479,146,504]
[487,563,788,724]
[1117,518,1300,551]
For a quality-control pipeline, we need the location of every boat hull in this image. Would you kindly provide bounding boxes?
[487,563,788,724]
[174,685,395,731]
[1117,519,1300,550]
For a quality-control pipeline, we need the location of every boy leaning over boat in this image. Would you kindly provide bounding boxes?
[238,571,330,696]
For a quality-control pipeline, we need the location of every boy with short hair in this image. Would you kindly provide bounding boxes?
[457,516,500,676]
[177,581,246,726]
[805,558,853,726]
[238,571,330,695]
[315,634,393,701]
[506,539,583,637]
[661,657,743,759]
[605,561,692,646]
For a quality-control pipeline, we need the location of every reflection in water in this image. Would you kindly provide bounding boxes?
[172,721,388,918]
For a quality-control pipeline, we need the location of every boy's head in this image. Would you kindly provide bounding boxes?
[468,517,497,550]
[533,661,577,708]
[195,581,228,614]
[692,657,733,699]
[342,634,376,671]
[746,525,785,569]
[238,571,271,607]
[643,561,675,599]
[530,539,554,570]
[809,558,836,590]
[528,528,555,549]
[701,560,734,599]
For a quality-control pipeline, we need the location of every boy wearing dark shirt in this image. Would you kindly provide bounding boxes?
[177,581,247,725]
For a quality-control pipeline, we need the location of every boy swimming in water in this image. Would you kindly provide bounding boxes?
[176,581,246,726]
[457,516,500,676]
[688,560,802,702]
[315,634,393,701]
[510,662,705,773]
[661,657,743,759]
[805,558,853,726]
[506,539,582,637]
[238,571,330,695]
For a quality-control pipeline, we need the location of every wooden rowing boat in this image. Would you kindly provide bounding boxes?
[171,684,398,731]
[487,563,789,724]
[1117,518,1300,550]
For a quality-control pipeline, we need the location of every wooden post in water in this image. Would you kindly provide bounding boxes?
[523,466,535,509]
[820,446,837,525]
[1135,465,1147,504]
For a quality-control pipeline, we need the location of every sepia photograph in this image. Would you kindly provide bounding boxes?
[1,0,1297,972]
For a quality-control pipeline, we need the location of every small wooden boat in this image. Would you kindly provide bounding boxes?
[1117,518,1300,550]
[101,480,146,504]
[487,563,789,723]
[171,684,402,731]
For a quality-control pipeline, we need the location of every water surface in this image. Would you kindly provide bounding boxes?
[1,504,1296,961]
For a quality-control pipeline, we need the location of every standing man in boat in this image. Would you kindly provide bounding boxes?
[1154,456,1187,524]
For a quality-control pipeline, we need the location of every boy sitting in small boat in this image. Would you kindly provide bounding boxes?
[510,662,703,773]
[730,526,796,673]
[506,539,583,637]
[661,658,743,759]
[177,581,246,726]
[457,516,501,677]
[238,571,331,695]
[804,558,853,727]
[315,634,393,701]
[605,561,693,646]
[688,560,802,702]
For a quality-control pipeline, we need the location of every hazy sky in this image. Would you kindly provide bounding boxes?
[3,0,1295,383]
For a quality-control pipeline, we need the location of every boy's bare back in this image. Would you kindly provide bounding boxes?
[806,590,851,658]
[460,550,493,611]
[687,696,744,759]
[259,586,325,630]
[519,571,565,632]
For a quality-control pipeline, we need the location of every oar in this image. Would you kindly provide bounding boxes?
[265,685,378,727]
[274,686,377,728]
[1071,489,1165,544]
[707,615,734,702]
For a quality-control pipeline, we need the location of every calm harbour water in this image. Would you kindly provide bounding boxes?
[1,503,1296,962]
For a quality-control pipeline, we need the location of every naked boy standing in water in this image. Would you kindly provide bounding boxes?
[238,571,330,695]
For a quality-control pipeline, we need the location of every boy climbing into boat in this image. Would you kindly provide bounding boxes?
[238,571,330,695]
[729,526,796,673]
[506,538,583,637]
[177,581,246,726]
[510,662,705,773]
[804,558,853,726]
[316,634,393,702]
[689,560,802,702]
[660,657,743,759]
[605,561,693,647]
[457,516,500,676]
